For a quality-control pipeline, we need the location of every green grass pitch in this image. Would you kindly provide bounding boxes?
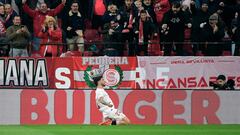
[0,125,240,135]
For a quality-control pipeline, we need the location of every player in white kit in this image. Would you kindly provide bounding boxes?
[92,74,130,125]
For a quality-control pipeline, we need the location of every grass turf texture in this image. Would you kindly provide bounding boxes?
[0,125,240,135]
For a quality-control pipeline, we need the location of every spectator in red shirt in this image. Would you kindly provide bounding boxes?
[38,16,62,57]
[22,0,65,53]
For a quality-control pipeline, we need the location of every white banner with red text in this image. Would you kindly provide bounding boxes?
[0,89,240,125]
[136,57,240,89]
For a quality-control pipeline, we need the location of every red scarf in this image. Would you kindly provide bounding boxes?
[128,11,133,28]
[5,10,13,22]
[139,20,144,44]
[0,20,6,35]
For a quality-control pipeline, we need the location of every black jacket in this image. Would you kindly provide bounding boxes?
[162,10,190,40]
[202,23,225,56]
[191,5,211,41]
[65,11,84,38]
[133,18,156,43]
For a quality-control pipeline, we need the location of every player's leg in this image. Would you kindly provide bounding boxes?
[109,109,130,125]
[116,114,130,125]
[98,118,112,125]
[99,111,112,125]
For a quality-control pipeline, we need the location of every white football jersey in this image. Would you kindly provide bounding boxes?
[95,88,114,112]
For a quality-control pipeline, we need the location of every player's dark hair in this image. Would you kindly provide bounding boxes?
[93,76,103,86]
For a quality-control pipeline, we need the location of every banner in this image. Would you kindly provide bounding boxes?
[0,57,240,89]
[1,89,240,125]
[137,57,240,89]
[0,57,137,89]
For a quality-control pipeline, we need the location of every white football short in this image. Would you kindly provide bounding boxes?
[102,108,126,121]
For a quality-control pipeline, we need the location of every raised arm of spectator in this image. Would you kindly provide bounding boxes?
[22,0,36,18]
[50,0,66,16]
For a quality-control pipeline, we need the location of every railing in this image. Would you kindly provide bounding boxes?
[0,40,238,57]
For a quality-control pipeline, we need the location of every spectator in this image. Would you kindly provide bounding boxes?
[4,4,18,28]
[210,75,227,90]
[143,0,157,24]
[38,16,62,57]
[133,10,157,55]
[0,4,6,36]
[89,0,107,29]
[0,0,18,14]
[6,15,31,57]
[102,4,121,25]
[210,74,235,90]
[132,0,144,18]
[161,1,192,56]
[64,1,84,53]
[119,0,135,56]
[22,0,65,53]
[232,12,240,55]
[202,13,225,56]
[0,4,7,56]
[190,0,211,55]
[208,0,223,15]
[102,19,123,56]
[154,0,171,25]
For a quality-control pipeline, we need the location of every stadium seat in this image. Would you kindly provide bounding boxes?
[222,51,232,56]
[196,51,204,56]
[84,29,103,55]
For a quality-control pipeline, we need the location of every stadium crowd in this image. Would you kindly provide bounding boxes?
[0,0,239,57]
